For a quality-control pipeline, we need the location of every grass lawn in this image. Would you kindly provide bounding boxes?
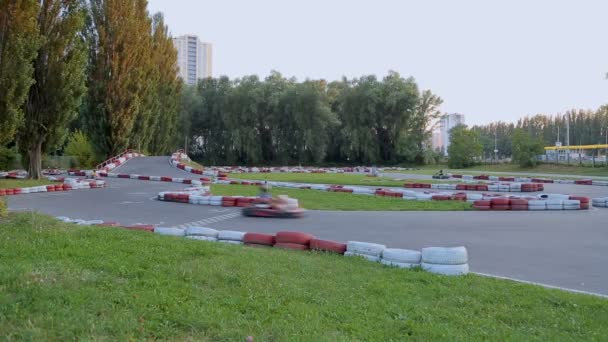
[0,178,53,190]
[386,164,608,179]
[227,172,452,186]
[211,184,472,211]
[0,213,606,340]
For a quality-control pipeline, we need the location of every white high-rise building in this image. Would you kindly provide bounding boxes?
[439,113,465,156]
[172,35,212,85]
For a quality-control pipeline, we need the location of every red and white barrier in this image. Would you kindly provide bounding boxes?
[0,178,105,197]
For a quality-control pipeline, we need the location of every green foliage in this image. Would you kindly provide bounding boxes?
[512,129,545,167]
[447,125,482,168]
[85,0,157,157]
[1,212,607,340]
[186,71,439,165]
[0,146,18,170]
[18,0,88,179]
[0,0,40,145]
[64,130,96,168]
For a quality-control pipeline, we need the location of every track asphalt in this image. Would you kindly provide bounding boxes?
[6,156,608,295]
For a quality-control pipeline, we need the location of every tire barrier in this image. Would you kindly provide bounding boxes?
[405,182,543,193]
[56,214,470,277]
[445,173,608,187]
[345,241,387,262]
[96,149,144,172]
[98,171,209,186]
[472,195,589,211]
[0,178,106,197]
[592,197,608,208]
[243,232,276,247]
[309,239,347,254]
[380,248,421,268]
[421,247,469,276]
[274,231,314,250]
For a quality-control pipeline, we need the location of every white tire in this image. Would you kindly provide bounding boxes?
[421,262,469,276]
[186,236,218,242]
[528,205,546,211]
[344,251,380,262]
[185,227,218,238]
[346,241,386,257]
[217,230,246,241]
[218,240,244,245]
[154,227,185,237]
[380,259,418,268]
[547,204,563,210]
[381,248,421,264]
[421,246,468,265]
[528,200,546,207]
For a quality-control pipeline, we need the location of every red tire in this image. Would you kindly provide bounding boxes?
[125,225,155,232]
[54,184,63,191]
[274,242,309,250]
[160,176,172,182]
[473,205,491,210]
[138,175,150,180]
[569,196,590,204]
[0,189,6,196]
[275,231,315,245]
[5,189,14,195]
[490,197,509,206]
[244,242,273,248]
[509,199,528,206]
[13,188,22,195]
[476,185,488,191]
[46,185,55,192]
[473,200,491,206]
[309,239,347,254]
[244,232,275,246]
[492,205,510,211]
[510,205,529,211]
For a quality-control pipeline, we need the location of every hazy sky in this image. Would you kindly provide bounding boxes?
[148,0,607,125]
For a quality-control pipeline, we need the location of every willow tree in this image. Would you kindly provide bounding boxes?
[0,0,39,145]
[18,0,87,179]
[85,0,152,157]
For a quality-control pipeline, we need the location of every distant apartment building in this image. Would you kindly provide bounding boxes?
[431,131,443,152]
[172,34,212,85]
[439,113,465,156]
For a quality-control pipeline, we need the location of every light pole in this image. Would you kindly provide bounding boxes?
[494,131,498,164]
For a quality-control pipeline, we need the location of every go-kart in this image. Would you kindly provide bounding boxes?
[242,198,305,218]
[432,174,450,179]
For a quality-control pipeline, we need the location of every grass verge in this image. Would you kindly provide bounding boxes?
[0,179,53,189]
[211,184,472,211]
[0,213,606,340]
[226,172,452,186]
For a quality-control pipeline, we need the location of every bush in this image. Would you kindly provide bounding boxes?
[0,147,18,171]
[64,131,97,169]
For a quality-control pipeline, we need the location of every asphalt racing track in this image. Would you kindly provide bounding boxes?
[6,156,608,296]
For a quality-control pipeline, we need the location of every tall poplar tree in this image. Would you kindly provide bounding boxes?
[0,0,39,145]
[18,0,87,179]
[85,0,152,157]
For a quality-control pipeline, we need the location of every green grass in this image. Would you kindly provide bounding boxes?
[0,178,53,190]
[227,172,452,186]
[386,164,608,179]
[1,213,607,340]
[211,184,471,211]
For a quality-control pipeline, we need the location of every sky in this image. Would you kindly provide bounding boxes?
[148,0,608,125]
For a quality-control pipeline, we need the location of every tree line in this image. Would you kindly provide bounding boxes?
[471,107,608,160]
[182,71,443,166]
[0,0,180,178]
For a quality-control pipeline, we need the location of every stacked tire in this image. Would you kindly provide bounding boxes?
[310,239,347,254]
[345,241,386,262]
[185,227,218,241]
[473,199,491,210]
[244,232,275,248]
[509,198,528,211]
[218,230,246,245]
[592,197,608,208]
[154,227,185,237]
[570,196,590,210]
[380,248,421,268]
[490,197,509,210]
[528,199,546,211]
[421,247,469,276]
[274,231,315,250]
